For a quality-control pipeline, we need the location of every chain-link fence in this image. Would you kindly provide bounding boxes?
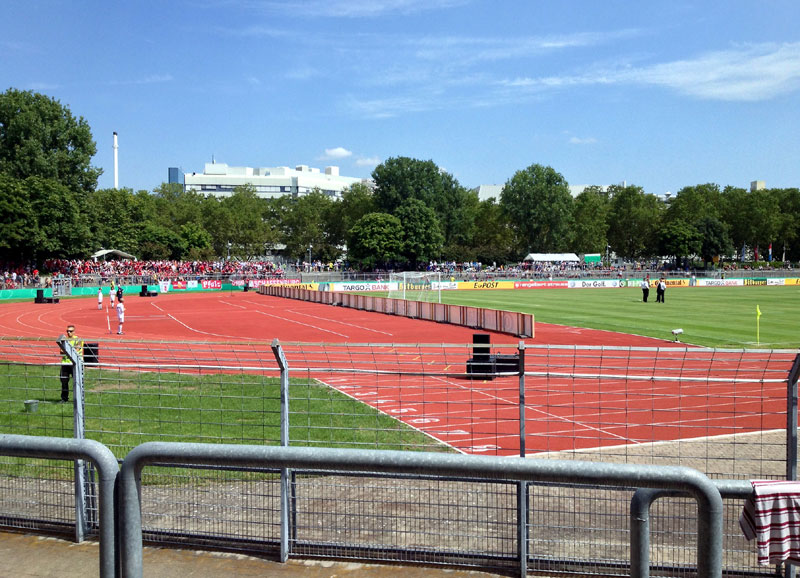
[0,336,798,575]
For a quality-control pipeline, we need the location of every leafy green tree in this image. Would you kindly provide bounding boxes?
[667,184,723,224]
[569,186,610,254]
[331,182,376,247]
[697,216,733,266]
[0,88,101,194]
[720,186,781,261]
[394,198,444,268]
[151,182,205,230]
[180,222,214,259]
[347,213,404,270]
[774,188,800,262]
[24,176,91,259]
[472,199,514,266]
[658,219,700,267]
[372,157,440,214]
[440,187,479,261]
[606,184,663,260]
[372,157,474,248]
[280,190,341,262]
[221,185,275,258]
[200,195,234,258]
[85,187,149,254]
[499,163,573,255]
[0,174,32,261]
[720,186,751,256]
[749,189,781,258]
[138,223,186,260]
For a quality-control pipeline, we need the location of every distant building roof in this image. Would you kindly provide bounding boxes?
[476,184,504,201]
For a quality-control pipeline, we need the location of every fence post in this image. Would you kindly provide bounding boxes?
[516,341,528,577]
[787,354,800,481]
[785,354,800,578]
[57,336,89,543]
[271,339,291,562]
[518,341,526,458]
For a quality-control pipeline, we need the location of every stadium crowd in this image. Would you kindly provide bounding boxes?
[0,256,794,290]
[0,259,288,288]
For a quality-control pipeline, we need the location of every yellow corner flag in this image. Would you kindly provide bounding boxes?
[756,305,762,345]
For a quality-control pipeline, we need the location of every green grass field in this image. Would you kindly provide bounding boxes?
[432,285,800,348]
[0,365,443,476]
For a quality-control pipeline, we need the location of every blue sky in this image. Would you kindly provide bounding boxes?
[3,1,799,196]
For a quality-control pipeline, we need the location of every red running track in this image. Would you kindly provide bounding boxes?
[0,291,792,457]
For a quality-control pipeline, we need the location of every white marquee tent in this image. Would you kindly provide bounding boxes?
[523,253,580,262]
[91,249,137,261]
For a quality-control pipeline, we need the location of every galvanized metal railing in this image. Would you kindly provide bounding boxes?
[118,442,724,578]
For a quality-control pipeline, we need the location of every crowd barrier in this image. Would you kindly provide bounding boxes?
[258,285,534,338]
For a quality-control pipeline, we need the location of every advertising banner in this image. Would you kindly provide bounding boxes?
[231,278,302,287]
[568,279,621,289]
[431,282,459,290]
[743,278,768,286]
[696,279,744,287]
[330,282,398,292]
[457,280,515,290]
[201,279,222,290]
[159,281,171,293]
[513,280,569,289]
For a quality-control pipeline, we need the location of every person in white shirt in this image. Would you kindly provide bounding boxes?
[641,275,650,302]
[116,297,125,335]
[97,287,103,310]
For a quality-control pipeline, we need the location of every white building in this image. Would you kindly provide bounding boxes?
[476,183,618,202]
[182,163,369,199]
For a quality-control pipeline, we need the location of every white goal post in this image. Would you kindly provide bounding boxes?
[388,271,442,303]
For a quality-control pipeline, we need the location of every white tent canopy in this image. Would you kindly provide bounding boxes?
[523,252,580,262]
[91,249,137,261]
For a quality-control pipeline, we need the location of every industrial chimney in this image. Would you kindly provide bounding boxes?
[113,132,119,189]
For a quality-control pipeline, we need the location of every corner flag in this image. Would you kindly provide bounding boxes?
[756,305,762,345]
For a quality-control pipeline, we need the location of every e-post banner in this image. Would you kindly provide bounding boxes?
[457,280,515,290]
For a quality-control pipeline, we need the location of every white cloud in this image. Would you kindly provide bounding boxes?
[500,42,800,102]
[356,156,381,167]
[256,0,468,18]
[107,74,174,86]
[569,136,598,145]
[27,82,60,91]
[623,42,800,101]
[322,147,353,159]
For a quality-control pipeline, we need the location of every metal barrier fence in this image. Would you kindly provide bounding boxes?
[259,285,535,337]
[0,337,798,576]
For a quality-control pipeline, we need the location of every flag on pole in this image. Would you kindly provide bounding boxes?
[757,305,762,345]
[768,243,772,262]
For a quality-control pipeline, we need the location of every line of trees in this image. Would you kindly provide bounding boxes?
[1,88,799,270]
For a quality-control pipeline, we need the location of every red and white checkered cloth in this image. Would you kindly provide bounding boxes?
[740,480,800,565]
